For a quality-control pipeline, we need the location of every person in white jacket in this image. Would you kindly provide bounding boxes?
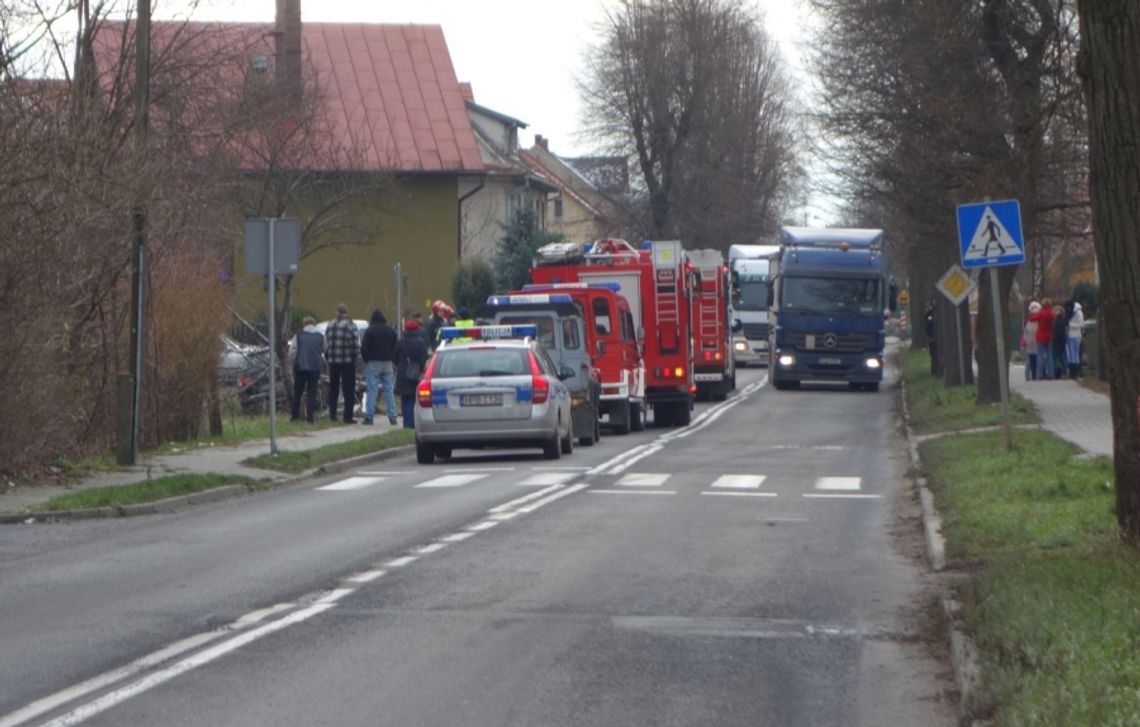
[1065,301,1085,379]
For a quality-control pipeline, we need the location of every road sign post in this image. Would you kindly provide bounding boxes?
[956,199,1023,450]
[245,218,301,456]
[936,264,975,387]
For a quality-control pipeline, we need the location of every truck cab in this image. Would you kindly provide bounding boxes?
[767,227,896,391]
[476,293,603,446]
[728,244,781,367]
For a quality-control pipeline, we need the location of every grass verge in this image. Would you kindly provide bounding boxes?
[32,473,256,512]
[902,347,1136,725]
[900,349,1037,434]
[241,428,415,473]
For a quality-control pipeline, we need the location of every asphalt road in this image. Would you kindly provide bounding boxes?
[0,364,955,726]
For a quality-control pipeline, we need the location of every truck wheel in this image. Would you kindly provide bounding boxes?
[610,400,632,435]
[416,441,435,464]
[630,402,646,431]
[674,400,692,426]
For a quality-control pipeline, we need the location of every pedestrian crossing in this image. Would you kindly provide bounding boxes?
[317,470,879,499]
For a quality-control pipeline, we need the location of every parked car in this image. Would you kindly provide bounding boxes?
[414,325,576,464]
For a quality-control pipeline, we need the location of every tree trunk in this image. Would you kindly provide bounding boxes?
[1078,0,1140,545]
[939,297,973,388]
[975,265,1016,404]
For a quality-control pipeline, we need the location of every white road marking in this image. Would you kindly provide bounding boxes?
[415,473,488,488]
[531,465,589,471]
[39,602,336,727]
[616,473,669,487]
[233,603,294,628]
[815,477,862,491]
[700,491,777,498]
[488,511,520,521]
[606,445,663,474]
[589,489,676,495]
[710,474,767,489]
[346,570,386,584]
[441,532,475,543]
[517,472,577,486]
[517,483,588,512]
[315,588,355,605]
[383,556,418,567]
[317,476,385,491]
[802,493,882,499]
[587,443,653,476]
[442,467,516,473]
[487,484,563,513]
[416,543,447,555]
[467,520,499,531]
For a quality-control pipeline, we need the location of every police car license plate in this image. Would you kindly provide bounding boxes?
[461,393,502,407]
[819,357,842,365]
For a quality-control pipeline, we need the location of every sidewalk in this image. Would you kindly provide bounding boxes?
[0,419,409,517]
[1009,364,1113,458]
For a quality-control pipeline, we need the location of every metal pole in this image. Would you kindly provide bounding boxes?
[394,262,403,325]
[268,219,278,455]
[955,306,966,386]
[990,266,1013,449]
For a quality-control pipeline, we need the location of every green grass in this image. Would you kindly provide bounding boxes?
[900,349,1037,434]
[901,347,1138,725]
[241,428,414,473]
[32,473,256,512]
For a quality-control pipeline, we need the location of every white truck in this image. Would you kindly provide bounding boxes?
[728,244,781,367]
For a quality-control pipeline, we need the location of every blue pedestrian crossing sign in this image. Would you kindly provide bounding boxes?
[956,199,1025,269]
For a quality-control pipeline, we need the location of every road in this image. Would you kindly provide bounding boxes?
[0,364,955,726]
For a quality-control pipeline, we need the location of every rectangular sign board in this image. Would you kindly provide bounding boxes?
[244,218,300,275]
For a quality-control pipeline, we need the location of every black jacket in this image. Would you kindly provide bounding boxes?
[361,321,398,362]
[394,332,430,397]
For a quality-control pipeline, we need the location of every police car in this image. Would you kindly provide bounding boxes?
[414,325,576,464]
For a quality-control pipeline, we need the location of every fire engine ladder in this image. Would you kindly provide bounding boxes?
[699,281,719,346]
[656,266,681,353]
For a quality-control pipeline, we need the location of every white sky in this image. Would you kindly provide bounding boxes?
[161,0,831,219]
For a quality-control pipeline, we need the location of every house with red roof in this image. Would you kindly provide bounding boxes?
[93,11,490,320]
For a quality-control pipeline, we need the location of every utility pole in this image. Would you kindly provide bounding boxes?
[120,0,150,465]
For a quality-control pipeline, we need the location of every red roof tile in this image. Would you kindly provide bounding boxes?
[94,21,482,174]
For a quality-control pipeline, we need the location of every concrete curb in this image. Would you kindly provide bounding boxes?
[0,444,415,524]
[899,376,982,725]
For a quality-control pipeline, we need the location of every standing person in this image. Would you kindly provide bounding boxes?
[923,301,938,376]
[1051,304,1067,379]
[1023,301,1040,381]
[395,318,429,428]
[325,303,360,422]
[290,316,325,423]
[1029,298,1055,380]
[1065,300,1084,379]
[452,306,475,343]
[425,301,448,351]
[360,309,398,426]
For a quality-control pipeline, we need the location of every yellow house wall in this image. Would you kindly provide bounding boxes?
[236,175,461,323]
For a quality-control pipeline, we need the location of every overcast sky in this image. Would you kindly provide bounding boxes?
[172,0,816,155]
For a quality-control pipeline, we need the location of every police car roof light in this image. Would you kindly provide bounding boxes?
[439,324,538,341]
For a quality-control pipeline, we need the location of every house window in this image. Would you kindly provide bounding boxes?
[554,197,564,220]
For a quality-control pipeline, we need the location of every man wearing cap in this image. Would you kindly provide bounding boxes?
[325,303,361,423]
[425,300,448,351]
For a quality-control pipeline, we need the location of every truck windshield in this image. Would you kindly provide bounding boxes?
[734,273,768,311]
[782,276,881,316]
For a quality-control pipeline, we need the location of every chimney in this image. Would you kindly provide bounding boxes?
[535,134,548,150]
[275,0,302,100]
[458,82,475,103]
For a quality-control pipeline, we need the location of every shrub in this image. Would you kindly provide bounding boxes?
[452,258,497,313]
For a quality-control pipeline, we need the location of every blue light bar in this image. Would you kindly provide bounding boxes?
[521,282,621,293]
[440,324,538,341]
[486,293,575,306]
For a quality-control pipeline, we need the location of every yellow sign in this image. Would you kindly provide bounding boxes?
[936,264,976,306]
[898,289,911,305]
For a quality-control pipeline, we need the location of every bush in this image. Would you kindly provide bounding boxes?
[493,208,563,292]
[451,258,497,313]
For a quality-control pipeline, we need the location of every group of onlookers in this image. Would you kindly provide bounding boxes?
[289,299,473,428]
[1022,298,1085,380]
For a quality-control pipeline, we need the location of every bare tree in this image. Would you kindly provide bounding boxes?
[1076,0,1140,545]
[579,0,800,249]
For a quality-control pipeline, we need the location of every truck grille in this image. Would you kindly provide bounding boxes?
[787,331,875,353]
[742,323,769,340]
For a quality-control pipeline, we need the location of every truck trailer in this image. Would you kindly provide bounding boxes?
[687,248,736,400]
[767,227,897,391]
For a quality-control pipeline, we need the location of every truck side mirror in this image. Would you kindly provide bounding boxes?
[558,365,575,381]
[595,340,606,356]
[732,318,743,333]
[767,284,774,308]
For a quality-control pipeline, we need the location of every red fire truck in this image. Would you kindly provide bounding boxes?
[687,248,736,401]
[530,239,697,427]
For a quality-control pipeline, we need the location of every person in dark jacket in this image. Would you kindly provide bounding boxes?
[1051,304,1067,378]
[325,303,361,422]
[360,309,399,425]
[290,317,325,423]
[394,319,430,429]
